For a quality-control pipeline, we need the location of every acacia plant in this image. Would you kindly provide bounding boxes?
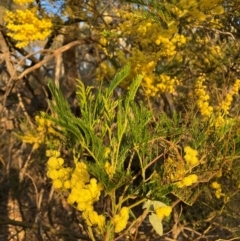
[2,0,240,240]
[19,64,240,240]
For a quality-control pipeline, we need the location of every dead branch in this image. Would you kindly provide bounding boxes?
[17,39,91,80]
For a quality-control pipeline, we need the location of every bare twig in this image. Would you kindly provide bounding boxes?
[54,53,62,88]
[192,25,236,40]
[19,146,34,182]
[17,39,90,80]
[17,92,35,128]
[0,31,15,75]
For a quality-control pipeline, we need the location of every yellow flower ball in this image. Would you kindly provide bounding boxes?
[105,161,114,177]
[182,176,193,186]
[113,214,121,223]
[189,174,198,183]
[189,156,199,166]
[114,218,128,233]
[176,181,184,188]
[215,188,222,199]
[77,202,88,212]
[184,146,198,156]
[53,179,63,189]
[184,146,199,167]
[83,210,100,226]
[211,181,221,189]
[96,214,105,234]
[120,207,129,219]
[47,169,59,180]
[75,189,92,203]
[155,206,172,220]
[46,150,60,158]
[113,207,130,233]
[47,157,64,169]
[63,180,71,189]
[67,193,77,204]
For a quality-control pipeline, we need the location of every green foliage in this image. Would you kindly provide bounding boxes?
[19,61,240,240]
[46,65,240,200]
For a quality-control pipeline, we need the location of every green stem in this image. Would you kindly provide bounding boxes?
[128,197,147,209]
[87,226,96,241]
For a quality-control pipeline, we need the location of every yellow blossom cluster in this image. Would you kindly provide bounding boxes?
[5,7,52,48]
[158,0,225,26]
[155,205,172,220]
[67,164,105,233]
[112,207,129,233]
[66,163,103,211]
[219,79,240,115]
[103,13,185,96]
[178,0,225,22]
[19,115,60,150]
[211,181,223,199]
[172,34,187,46]
[143,73,180,96]
[177,174,198,188]
[170,146,199,188]
[46,151,105,234]
[154,34,186,56]
[13,0,34,5]
[82,208,105,234]
[105,161,114,178]
[194,77,240,126]
[130,16,185,52]
[135,20,182,53]
[195,75,213,118]
[184,146,199,167]
[46,150,71,189]
[166,153,198,188]
[35,115,58,135]
[155,36,176,56]
[157,74,180,93]
[97,0,227,104]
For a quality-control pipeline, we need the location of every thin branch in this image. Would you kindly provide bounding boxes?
[0,31,15,75]
[17,39,91,80]
[192,25,236,40]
